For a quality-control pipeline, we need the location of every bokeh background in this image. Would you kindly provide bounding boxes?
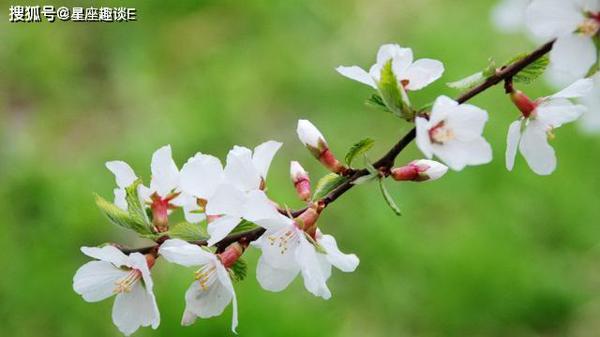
[1,0,600,336]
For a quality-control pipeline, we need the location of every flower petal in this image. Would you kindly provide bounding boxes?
[180,153,224,200]
[519,120,557,175]
[318,234,359,273]
[526,0,585,38]
[106,161,137,189]
[256,256,300,292]
[205,183,246,216]
[150,145,180,197]
[446,103,489,141]
[550,77,594,99]
[159,239,216,267]
[404,58,444,91]
[73,261,127,302]
[296,236,331,300]
[215,262,238,333]
[184,279,232,320]
[335,65,377,89]
[550,35,597,80]
[207,215,242,246]
[242,190,294,231]
[255,226,301,269]
[112,282,160,336]
[506,120,523,171]
[81,246,129,267]
[415,117,434,159]
[536,99,586,127]
[113,188,128,211]
[224,146,261,192]
[252,140,282,180]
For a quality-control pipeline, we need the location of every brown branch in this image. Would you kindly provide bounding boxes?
[122,40,556,254]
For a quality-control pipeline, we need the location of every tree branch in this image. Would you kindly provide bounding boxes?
[123,39,556,254]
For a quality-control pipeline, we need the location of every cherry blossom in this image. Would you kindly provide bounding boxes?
[391,159,448,182]
[415,96,493,171]
[336,43,444,91]
[73,246,159,336]
[297,119,344,173]
[158,239,238,332]
[506,78,593,175]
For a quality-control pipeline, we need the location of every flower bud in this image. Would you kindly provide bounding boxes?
[391,159,448,182]
[290,161,311,201]
[294,203,323,238]
[218,242,246,268]
[510,90,537,118]
[297,119,346,174]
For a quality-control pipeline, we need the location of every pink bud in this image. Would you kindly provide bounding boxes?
[297,119,347,174]
[510,90,537,118]
[391,160,448,182]
[290,161,311,201]
[295,203,322,239]
[218,242,246,268]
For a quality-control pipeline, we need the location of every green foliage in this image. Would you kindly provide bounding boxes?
[351,172,380,185]
[95,194,154,235]
[230,220,259,234]
[229,258,247,282]
[447,72,485,90]
[509,54,549,84]
[125,179,150,225]
[366,93,392,113]
[312,173,347,201]
[345,138,375,166]
[378,178,402,216]
[168,222,207,241]
[377,60,413,120]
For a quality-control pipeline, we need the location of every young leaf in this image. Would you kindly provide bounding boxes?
[229,258,247,282]
[351,173,380,185]
[312,173,347,201]
[345,138,375,166]
[482,58,497,78]
[378,179,402,216]
[168,222,207,241]
[125,179,150,225]
[95,194,153,234]
[230,220,258,235]
[509,54,549,84]
[366,94,392,113]
[447,72,485,90]
[377,60,413,120]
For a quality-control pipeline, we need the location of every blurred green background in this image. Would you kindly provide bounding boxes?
[2,0,600,336]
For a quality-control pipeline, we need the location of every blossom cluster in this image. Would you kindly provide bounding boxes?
[73,3,598,334]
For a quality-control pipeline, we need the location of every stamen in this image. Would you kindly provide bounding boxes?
[429,121,455,144]
[194,265,217,291]
[267,230,297,254]
[114,269,142,293]
[579,18,600,36]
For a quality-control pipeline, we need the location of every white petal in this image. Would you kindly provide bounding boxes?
[207,215,242,246]
[150,145,180,197]
[252,140,282,180]
[180,153,224,200]
[432,138,492,171]
[224,146,261,192]
[256,256,300,292]
[241,190,294,231]
[550,35,597,79]
[297,119,326,148]
[377,44,412,68]
[551,78,594,99]
[318,234,359,273]
[526,0,585,38]
[415,117,434,159]
[335,66,377,89]
[579,77,600,133]
[255,226,301,269]
[184,279,232,320]
[181,310,198,326]
[536,99,586,127]
[215,262,238,333]
[171,192,206,223]
[446,103,489,141]
[159,239,216,267]
[506,120,523,171]
[81,246,129,267]
[404,59,445,91]
[127,253,155,292]
[73,261,127,302]
[430,95,457,125]
[296,236,331,300]
[461,138,494,166]
[205,183,246,216]
[113,188,128,211]
[112,283,160,336]
[106,161,137,189]
[491,0,529,33]
[519,120,557,175]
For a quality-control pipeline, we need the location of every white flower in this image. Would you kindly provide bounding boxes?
[198,141,284,245]
[491,0,531,33]
[336,43,444,91]
[506,78,593,175]
[526,0,600,80]
[253,216,359,300]
[297,119,327,151]
[415,96,493,171]
[158,239,238,332]
[73,246,159,336]
[579,72,600,133]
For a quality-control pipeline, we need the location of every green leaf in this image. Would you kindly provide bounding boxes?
[345,138,375,166]
[482,58,497,78]
[364,156,379,176]
[351,173,380,185]
[312,173,347,201]
[230,220,258,235]
[95,194,153,234]
[229,258,247,282]
[377,60,413,120]
[447,72,485,90]
[378,179,402,216]
[509,54,549,84]
[168,222,207,241]
[366,94,391,113]
[125,179,150,225]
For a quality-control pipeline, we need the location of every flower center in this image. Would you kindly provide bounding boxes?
[580,13,600,36]
[267,229,297,255]
[194,264,217,290]
[114,269,142,293]
[429,121,454,144]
